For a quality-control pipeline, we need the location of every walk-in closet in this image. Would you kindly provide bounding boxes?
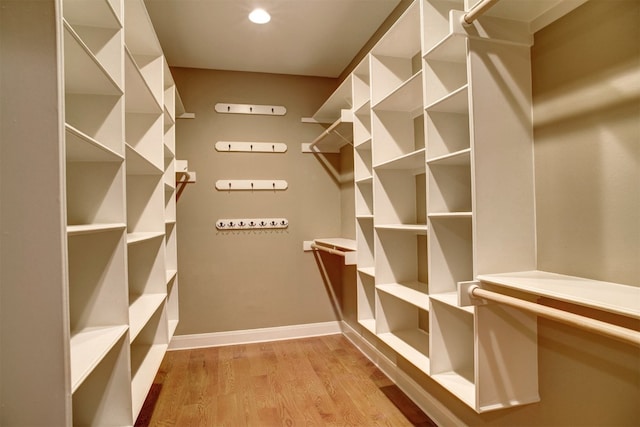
[2,0,638,425]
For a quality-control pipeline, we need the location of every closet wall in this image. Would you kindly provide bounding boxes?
[339,0,639,425]
[171,68,346,335]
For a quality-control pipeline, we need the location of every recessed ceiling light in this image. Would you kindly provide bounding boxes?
[249,8,271,24]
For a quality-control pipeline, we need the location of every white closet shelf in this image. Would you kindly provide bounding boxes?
[427,148,471,166]
[355,175,373,185]
[129,293,166,342]
[127,232,165,245]
[377,282,430,310]
[377,329,430,374]
[431,292,475,314]
[358,267,376,277]
[372,71,423,113]
[67,223,126,236]
[428,212,473,219]
[66,124,124,162]
[476,270,640,319]
[166,269,177,284]
[375,224,428,234]
[374,148,426,171]
[425,84,469,114]
[424,32,467,62]
[312,77,353,123]
[70,325,129,392]
[63,22,123,96]
[63,0,122,29]
[356,214,374,220]
[131,343,168,417]
[124,49,162,113]
[125,144,164,175]
[359,319,376,334]
[431,371,475,409]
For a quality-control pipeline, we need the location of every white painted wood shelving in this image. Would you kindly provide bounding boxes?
[308,0,615,414]
[0,0,181,424]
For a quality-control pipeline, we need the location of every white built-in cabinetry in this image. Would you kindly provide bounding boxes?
[0,0,179,424]
[305,0,625,414]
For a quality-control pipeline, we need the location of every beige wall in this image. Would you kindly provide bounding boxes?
[338,0,639,425]
[172,68,346,335]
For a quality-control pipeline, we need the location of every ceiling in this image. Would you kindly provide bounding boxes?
[145,0,401,78]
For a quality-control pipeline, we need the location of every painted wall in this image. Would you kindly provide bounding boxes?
[338,0,639,425]
[172,68,346,335]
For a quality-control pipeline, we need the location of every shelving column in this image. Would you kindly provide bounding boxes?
[423,0,538,412]
[62,0,133,424]
[368,1,431,375]
[124,0,170,418]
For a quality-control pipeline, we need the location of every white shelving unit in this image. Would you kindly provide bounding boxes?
[321,0,599,414]
[0,0,180,424]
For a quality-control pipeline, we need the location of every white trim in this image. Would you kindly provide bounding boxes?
[168,321,343,350]
[341,321,464,427]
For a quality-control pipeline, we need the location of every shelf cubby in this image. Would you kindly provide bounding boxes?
[72,334,132,426]
[353,109,372,147]
[370,1,421,106]
[354,143,373,182]
[356,216,375,269]
[374,170,426,226]
[126,174,165,233]
[127,234,167,341]
[130,304,169,418]
[424,56,467,108]
[67,229,129,388]
[62,2,123,88]
[65,94,124,156]
[66,161,126,226]
[427,152,472,214]
[376,290,430,374]
[428,216,473,294]
[357,271,377,334]
[355,180,374,218]
[167,270,179,338]
[429,296,475,408]
[124,50,163,115]
[422,0,465,54]
[352,57,371,111]
[425,111,470,160]
[372,110,425,166]
[126,112,164,170]
[375,228,428,287]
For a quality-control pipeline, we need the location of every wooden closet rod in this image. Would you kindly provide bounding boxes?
[467,285,640,348]
[310,243,348,257]
[462,0,500,24]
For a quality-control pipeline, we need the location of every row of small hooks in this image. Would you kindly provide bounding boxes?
[215,141,288,153]
[214,103,286,116]
[215,180,288,191]
[216,218,288,230]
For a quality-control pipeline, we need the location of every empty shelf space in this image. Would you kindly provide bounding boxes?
[424,32,467,62]
[124,49,162,114]
[431,371,475,408]
[374,148,426,171]
[359,319,377,334]
[358,267,376,277]
[166,269,178,284]
[430,292,475,313]
[131,343,168,418]
[129,293,167,342]
[377,282,429,310]
[477,270,640,319]
[70,325,129,392]
[355,175,374,184]
[63,22,122,96]
[372,71,423,113]
[378,329,430,374]
[427,148,471,166]
[66,124,124,162]
[125,144,163,175]
[425,85,469,114]
[127,232,165,245]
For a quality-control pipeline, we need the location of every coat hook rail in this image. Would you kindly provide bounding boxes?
[467,285,640,348]
[215,141,287,153]
[215,180,288,191]
[215,103,286,116]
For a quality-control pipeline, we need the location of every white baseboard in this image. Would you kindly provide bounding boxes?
[340,321,464,427]
[168,321,343,350]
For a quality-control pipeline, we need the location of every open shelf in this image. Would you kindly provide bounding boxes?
[375,229,428,288]
[72,334,132,426]
[372,71,423,113]
[428,216,473,294]
[375,170,426,226]
[477,270,640,319]
[377,281,429,311]
[357,271,376,334]
[66,124,124,162]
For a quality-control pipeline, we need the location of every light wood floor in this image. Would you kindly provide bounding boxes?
[137,334,436,426]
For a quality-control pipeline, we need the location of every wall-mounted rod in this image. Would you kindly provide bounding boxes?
[310,243,347,257]
[468,285,640,348]
[462,0,500,25]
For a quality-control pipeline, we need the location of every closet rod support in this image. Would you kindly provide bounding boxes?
[467,284,640,348]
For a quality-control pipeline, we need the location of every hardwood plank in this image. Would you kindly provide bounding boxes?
[141,335,435,427]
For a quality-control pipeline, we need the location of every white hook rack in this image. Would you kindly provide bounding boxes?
[214,103,286,116]
[215,180,288,191]
[215,141,287,153]
[216,218,289,230]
